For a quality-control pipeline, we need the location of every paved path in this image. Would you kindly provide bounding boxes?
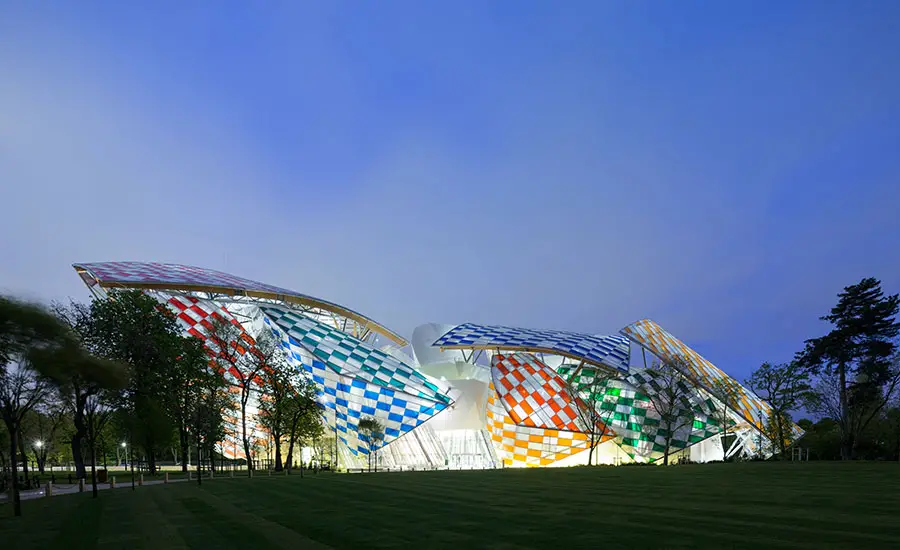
[1,475,207,502]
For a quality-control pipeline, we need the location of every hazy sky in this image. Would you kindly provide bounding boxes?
[1,2,898,382]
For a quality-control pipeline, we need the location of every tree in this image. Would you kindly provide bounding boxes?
[84,387,119,498]
[205,317,272,475]
[83,290,183,474]
[746,361,813,458]
[560,364,615,466]
[285,400,323,474]
[257,364,291,472]
[636,358,698,465]
[169,336,213,473]
[259,361,319,473]
[358,417,384,472]
[51,301,129,478]
[0,296,74,517]
[22,405,66,474]
[192,364,233,474]
[798,277,900,460]
[706,379,741,461]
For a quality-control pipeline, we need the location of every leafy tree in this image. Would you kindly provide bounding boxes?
[51,301,129,478]
[285,401,323,474]
[560,364,615,466]
[637,358,698,466]
[83,290,183,473]
[798,277,900,460]
[257,364,293,471]
[746,361,813,458]
[84,387,119,498]
[358,417,384,472]
[22,405,66,474]
[204,316,272,474]
[192,365,233,473]
[259,360,318,472]
[0,296,74,516]
[795,417,841,460]
[169,336,213,473]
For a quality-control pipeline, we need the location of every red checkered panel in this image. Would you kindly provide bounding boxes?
[492,353,584,432]
[163,295,257,381]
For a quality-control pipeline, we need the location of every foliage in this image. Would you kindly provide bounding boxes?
[358,416,385,471]
[51,300,129,478]
[559,364,616,466]
[80,290,186,473]
[0,296,77,517]
[637,357,698,466]
[204,316,275,472]
[797,277,900,459]
[746,361,812,457]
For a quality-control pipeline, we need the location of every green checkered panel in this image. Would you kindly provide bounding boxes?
[558,365,729,463]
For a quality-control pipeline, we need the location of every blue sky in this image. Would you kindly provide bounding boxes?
[1,2,899,385]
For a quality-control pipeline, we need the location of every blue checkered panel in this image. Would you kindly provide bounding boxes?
[261,307,452,455]
[260,306,451,405]
[434,323,631,373]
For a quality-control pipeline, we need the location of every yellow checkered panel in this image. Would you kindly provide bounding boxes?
[487,381,601,467]
[620,319,772,430]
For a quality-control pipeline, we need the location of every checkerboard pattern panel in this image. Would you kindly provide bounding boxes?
[620,319,774,430]
[492,353,584,432]
[434,323,631,373]
[75,261,376,327]
[559,365,725,463]
[159,294,258,383]
[79,261,301,295]
[260,305,451,405]
[486,381,595,467]
[263,312,450,456]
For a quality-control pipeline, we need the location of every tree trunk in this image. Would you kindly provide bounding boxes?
[838,362,852,460]
[587,431,595,466]
[722,412,729,461]
[147,447,157,474]
[196,435,202,487]
[285,415,299,472]
[241,398,252,476]
[7,419,22,517]
[71,430,87,479]
[89,434,98,498]
[776,413,787,458]
[179,429,189,473]
[207,442,217,472]
[272,433,283,471]
[37,449,46,474]
[72,396,88,478]
[18,431,29,483]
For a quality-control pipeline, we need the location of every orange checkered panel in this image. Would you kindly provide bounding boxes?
[492,353,584,432]
[486,381,591,467]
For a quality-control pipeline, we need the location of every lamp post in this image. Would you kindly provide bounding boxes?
[128,438,135,491]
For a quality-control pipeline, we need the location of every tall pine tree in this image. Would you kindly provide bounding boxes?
[799,277,900,460]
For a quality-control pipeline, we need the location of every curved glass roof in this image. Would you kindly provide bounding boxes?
[72,261,406,345]
[433,322,631,373]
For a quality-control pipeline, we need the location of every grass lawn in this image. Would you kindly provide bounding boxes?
[2,462,899,549]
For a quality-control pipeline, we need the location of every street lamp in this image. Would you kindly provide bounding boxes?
[35,440,43,449]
